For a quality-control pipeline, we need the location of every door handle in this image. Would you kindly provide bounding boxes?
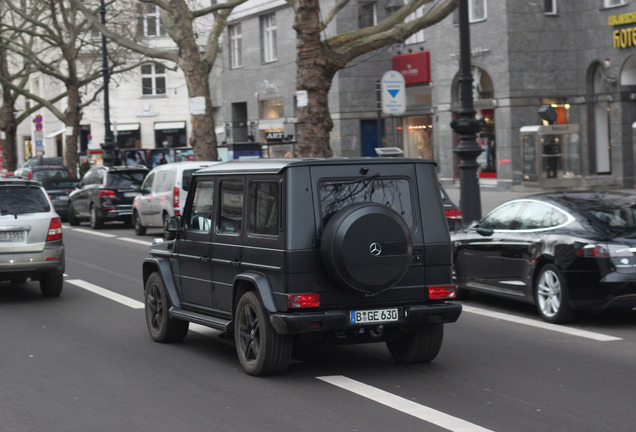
[231,259,241,267]
[200,256,210,263]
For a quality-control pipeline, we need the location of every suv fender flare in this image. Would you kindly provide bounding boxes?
[142,257,181,308]
[234,271,277,313]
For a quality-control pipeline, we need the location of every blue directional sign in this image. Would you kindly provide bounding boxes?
[381,71,406,115]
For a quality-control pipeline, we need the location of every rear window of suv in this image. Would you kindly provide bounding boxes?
[106,171,146,189]
[0,186,50,213]
[31,168,70,182]
[319,177,414,228]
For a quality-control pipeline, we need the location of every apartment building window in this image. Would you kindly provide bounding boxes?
[261,14,277,63]
[229,23,242,69]
[604,0,626,7]
[143,4,166,37]
[358,1,377,28]
[544,0,557,15]
[141,64,166,96]
[469,0,487,23]
[405,6,426,45]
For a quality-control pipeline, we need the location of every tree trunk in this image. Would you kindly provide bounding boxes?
[64,86,81,175]
[294,0,335,158]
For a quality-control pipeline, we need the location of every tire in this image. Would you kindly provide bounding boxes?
[90,205,104,229]
[320,203,412,294]
[162,212,175,240]
[534,263,577,324]
[144,272,189,342]
[40,273,63,297]
[235,291,292,376]
[133,211,146,235]
[386,323,443,364]
[68,202,80,226]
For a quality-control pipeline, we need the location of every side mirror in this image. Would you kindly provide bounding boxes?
[476,227,494,237]
[165,215,182,232]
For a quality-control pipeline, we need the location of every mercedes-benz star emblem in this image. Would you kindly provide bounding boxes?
[369,242,382,256]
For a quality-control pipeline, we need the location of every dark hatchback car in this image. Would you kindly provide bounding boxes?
[68,165,148,229]
[452,191,636,323]
[41,177,79,219]
[14,165,73,182]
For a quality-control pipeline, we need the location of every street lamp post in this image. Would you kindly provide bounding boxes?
[450,0,482,225]
[100,0,115,166]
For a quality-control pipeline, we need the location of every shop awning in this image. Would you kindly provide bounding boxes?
[155,121,186,130]
[111,123,140,132]
[45,128,66,139]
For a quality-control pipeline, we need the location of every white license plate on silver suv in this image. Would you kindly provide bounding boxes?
[350,308,399,324]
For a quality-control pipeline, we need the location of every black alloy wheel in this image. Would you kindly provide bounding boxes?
[144,272,188,342]
[235,291,292,376]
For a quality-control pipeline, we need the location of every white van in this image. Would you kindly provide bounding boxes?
[132,161,217,237]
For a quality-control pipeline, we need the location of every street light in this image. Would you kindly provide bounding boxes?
[100,0,115,166]
[450,0,483,226]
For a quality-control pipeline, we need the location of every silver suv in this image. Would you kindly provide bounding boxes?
[0,179,65,296]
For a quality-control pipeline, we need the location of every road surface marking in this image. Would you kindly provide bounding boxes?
[66,279,144,309]
[462,305,622,342]
[120,237,153,246]
[68,228,116,238]
[318,375,494,432]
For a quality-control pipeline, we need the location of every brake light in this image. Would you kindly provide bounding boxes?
[173,187,180,215]
[288,293,320,308]
[46,217,63,241]
[428,285,456,300]
[28,172,33,180]
[98,190,116,198]
[576,243,635,258]
[445,209,463,221]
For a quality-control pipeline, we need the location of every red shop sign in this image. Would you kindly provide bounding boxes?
[391,51,431,85]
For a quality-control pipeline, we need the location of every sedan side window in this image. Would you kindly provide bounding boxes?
[481,201,525,230]
[518,202,568,230]
[188,180,215,232]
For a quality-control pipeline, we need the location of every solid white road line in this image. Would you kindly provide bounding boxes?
[69,228,115,238]
[120,237,153,246]
[317,375,494,432]
[66,279,144,309]
[461,305,622,342]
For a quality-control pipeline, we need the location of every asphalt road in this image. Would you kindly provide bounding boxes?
[1,220,635,432]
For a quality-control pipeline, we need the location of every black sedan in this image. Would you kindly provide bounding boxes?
[452,191,636,323]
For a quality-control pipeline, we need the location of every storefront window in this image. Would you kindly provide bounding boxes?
[405,116,433,160]
[259,98,284,119]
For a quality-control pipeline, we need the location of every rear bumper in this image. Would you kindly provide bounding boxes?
[0,246,65,279]
[269,303,462,335]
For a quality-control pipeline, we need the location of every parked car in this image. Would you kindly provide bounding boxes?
[19,156,65,169]
[132,161,217,237]
[452,191,636,323]
[440,184,462,231]
[0,179,65,296]
[68,165,148,229]
[143,158,461,376]
[40,177,80,220]
[14,165,73,182]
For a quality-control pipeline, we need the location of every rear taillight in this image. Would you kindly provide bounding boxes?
[428,285,456,300]
[46,217,63,241]
[28,172,33,180]
[576,243,635,258]
[445,209,463,221]
[173,187,180,215]
[288,293,320,308]
[98,190,116,198]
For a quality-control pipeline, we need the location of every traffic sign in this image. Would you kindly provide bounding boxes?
[381,71,406,115]
[34,114,43,123]
[35,123,43,132]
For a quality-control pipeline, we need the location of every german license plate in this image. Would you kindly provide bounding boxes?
[124,192,139,198]
[350,308,399,325]
[0,231,24,242]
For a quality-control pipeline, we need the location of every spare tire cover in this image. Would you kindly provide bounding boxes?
[321,202,413,294]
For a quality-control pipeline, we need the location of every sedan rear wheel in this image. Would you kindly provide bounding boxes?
[68,202,79,226]
[534,264,576,324]
[133,211,146,235]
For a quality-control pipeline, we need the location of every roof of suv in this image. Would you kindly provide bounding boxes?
[0,178,42,187]
[195,157,437,175]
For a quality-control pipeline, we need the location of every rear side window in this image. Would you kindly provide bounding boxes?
[106,171,146,188]
[320,177,413,228]
[0,186,50,213]
[182,169,198,192]
[219,179,244,234]
[188,180,215,232]
[249,181,280,236]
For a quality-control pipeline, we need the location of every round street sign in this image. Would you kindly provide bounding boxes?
[381,71,406,115]
[34,114,43,123]
[35,123,43,131]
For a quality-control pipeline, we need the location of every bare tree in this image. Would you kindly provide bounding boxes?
[292,0,457,157]
[72,0,248,161]
[0,0,141,171]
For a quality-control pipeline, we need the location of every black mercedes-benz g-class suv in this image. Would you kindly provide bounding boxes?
[142,158,461,376]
